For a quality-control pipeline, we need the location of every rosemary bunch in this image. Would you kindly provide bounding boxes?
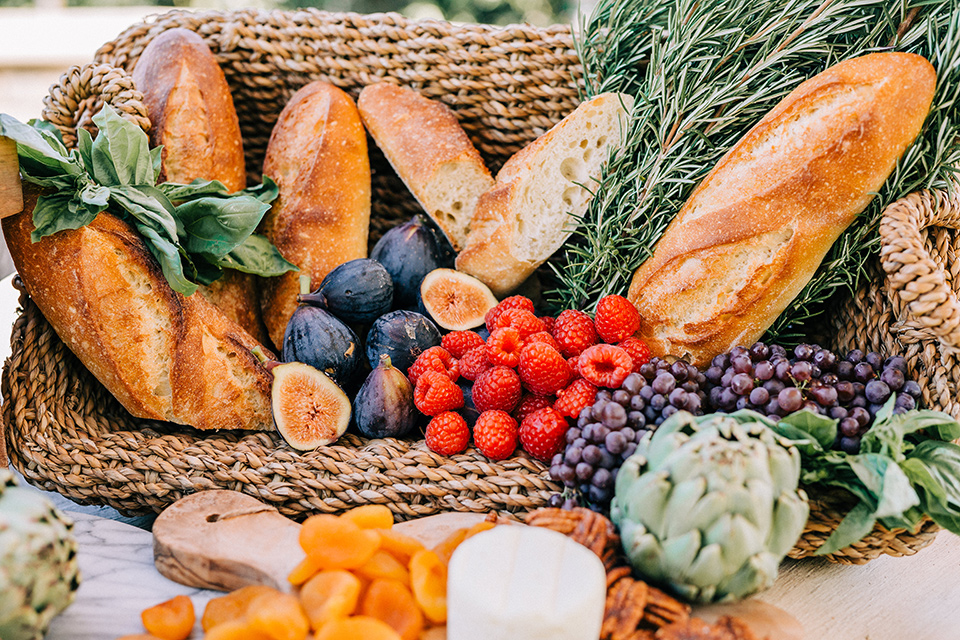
[550,0,960,344]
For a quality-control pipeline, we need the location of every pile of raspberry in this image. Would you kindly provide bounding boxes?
[407,294,651,463]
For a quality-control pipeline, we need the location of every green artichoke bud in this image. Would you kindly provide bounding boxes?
[611,411,808,604]
[0,469,81,640]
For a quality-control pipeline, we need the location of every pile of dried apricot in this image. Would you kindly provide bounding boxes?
[121,505,495,640]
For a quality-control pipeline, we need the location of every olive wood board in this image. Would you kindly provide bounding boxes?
[152,490,801,639]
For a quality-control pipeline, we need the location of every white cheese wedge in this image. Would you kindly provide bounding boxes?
[447,525,606,640]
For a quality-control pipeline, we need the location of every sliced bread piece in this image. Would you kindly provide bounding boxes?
[358,82,494,251]
[455,93,634,297]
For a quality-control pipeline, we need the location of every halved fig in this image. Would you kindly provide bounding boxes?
[271,361,351,450]
[419,269,498,331]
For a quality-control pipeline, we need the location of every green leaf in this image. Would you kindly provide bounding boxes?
[847,454,919,519]
[30,192,99,241]
[778,410,837,450]
[159,178,231,202]
[150,146,163,183]
[175,196,270,259]
[905,440,960,534]
[108,185,180,245]
[77,128,94,174]
[0,113,80,178]
[244,175,279,203]
[90,105,153,186]
[816,501,877,556]
[220,233,299,277]
[137,225,198,297]
[27,118,65,146]
[79,183,110,209]
[861,410,960,459]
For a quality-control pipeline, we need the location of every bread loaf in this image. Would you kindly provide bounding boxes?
[455,93,633,297]
[357,83,494,251]
[260,82,371,349]
[627,52,936,367]
[2,185,274,431]
[132,27,269,345]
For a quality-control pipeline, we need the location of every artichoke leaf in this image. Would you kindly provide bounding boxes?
[627,531,668,581]
[768,445,802,495]
[662,477,708,539]
[743,478,774,534]
[722,513,766,575]
[716,552,779,603]
[683,542,726,588]
[623,472,672,536]
[767,491,809,557]
[659,529,703,581]
[673,487,728,537]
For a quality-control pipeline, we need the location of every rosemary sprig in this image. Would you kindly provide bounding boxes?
[550,0,960,345]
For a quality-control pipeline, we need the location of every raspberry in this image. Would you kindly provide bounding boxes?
[441,331,486,359]
[526,331,562,352]
[485,296,535,333]
[618,337,652,371]
[577,344,634,388]
[540,316,555,334]
[494,308,545,339]
[473,410,518,460]
[425,412,470,455]
[552,309,598,358]
[567,356,582,380]
[513,394,555,424]
[459,345,491,381]
[518,342,570,396]
[414,370,465,415]
[486,327,524,368]
[473,366,523,413]
[554,379,599,419]
[519,407,569,462]
[595,295,641,343]
[408,346,459,386]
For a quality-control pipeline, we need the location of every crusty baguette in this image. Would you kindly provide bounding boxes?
[260,81,371,349]
[132,27,270,346]
[455,93,633,297]
[2,185,274,431]
[627,52,936,367]
[357,83,494,251]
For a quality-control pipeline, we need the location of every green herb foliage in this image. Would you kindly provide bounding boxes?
[0,106,296,296]
[772,402,960,555]
[551,0,960,343]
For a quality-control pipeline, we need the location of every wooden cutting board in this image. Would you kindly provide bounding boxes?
[152,490,802,639]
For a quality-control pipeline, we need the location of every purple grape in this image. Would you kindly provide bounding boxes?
[612,390,631,406]
[903,380,922,398]
[836,361,854,380]
[778,387,803,413]
[839,436,861,454]
[558,465,576,484]
[850,395,867,409]
[669,388,687,408]
[651,394,667,411]
[547,493,563,508]
[582,445,602,465]
[810,385,838,407]
[582,423,596,441]
[596,390,612,403]
[749,387,770,406]
[851,407,870,427]
[705,366,724,383]
[830,406,849,421]
[639,363,657,379]
[750,342,770,361]
[622,372,645,395]
[621,427,636,442]
[627,411,646,428]
[595,425,610,440]
[791,361,813,382]
[885,356,908,373]
[685,394,702,413]
[720,371,733,387]
[794,344,814,361]
[598,449,617,469]
[623,442,638,459]
[771,345,788,359]
[866,352,883,370]
[865,380,891,404]
[652,373,676,395]
[605,431,627,455]
[712,353,730,369]
[736,397,749,411]
[846,349,864,364]
[592,468,612,489]
[835,381,855,402]
[821,373,839,386]
[670,361,689,382]
[854,362,875,383]
[763,379,786,395]
[732,356,753,374]
[591,402,607,421]
[709,386,724,407]
[731,373,754,395]
[895,393,916,411]
[775,361,792,381]
[564,446,583,465]
[640,386,654,401]
[601,402,628,428]
[880,367,905,392]
[566,427,582,443]
[814,349,837,370]
[802,401,822,414]
[720,388,738,411]
[840,418,860,438]
[754,361,774,381]
[764,399,780,416]
[630,395,645,411]
[662,405,679,420]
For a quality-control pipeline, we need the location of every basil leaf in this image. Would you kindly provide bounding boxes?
[18,163,76,190]
[816,501,877,556]
[90,105,153,186]
[80,183,110,209]
[175,196,270,258]
[77,128,94,174]
[150,146,163,183]
[30,192,96,241]
[27,118,66,147]
[0,113,80,177]
[109,185,180,246]
[220,233,299,276]
[861,410,960,458]
[777,410,837,450]
[907,440,960,509]
[160,178,231,202]
[847,453,919,519]
[137,224,198,297]
[245,175,279,203]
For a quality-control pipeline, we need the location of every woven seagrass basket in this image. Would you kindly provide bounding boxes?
[0,8,952,563]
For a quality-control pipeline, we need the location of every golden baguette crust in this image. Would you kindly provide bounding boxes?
[456,93,633,297]
[132,27,270,345]
[357,82,494,251]
[627,52,936,366]
[260,81,371,349]
[3,186,274,431]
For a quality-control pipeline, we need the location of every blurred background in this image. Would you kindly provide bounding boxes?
[0,0,577,278]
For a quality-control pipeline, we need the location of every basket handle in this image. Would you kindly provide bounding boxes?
[879,185,960,352]
[41,62,151,149]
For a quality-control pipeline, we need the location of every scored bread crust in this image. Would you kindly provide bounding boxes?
[132,27,270,346]
[627,52,937,367]
[3,186,274,431]
[455,93,633,297]
[259,81,371,349]
[357,82,494,251]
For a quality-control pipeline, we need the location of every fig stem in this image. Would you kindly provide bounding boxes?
[380,354,393,369]
[299,274,312,297]
[251,346,281,373]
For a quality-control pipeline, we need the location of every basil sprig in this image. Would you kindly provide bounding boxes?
[771,401,960,555]
[0,105,296,296]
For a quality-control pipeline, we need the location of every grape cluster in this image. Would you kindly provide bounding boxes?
[635,357,708,426]
[703,343,922,453]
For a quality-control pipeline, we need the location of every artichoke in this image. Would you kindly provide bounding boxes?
[0,468,81,640]
[610,411,808,604]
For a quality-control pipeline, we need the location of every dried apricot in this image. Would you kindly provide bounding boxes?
[141,595,194,640]
[314,616,403,640]
[342,505,394,530]
[247,590,309,640]
[409,550,447,624]
[300,514,380,569]
[432,521,495,565]
[288,553,324,586]
[360,579,424,640]
[203,620,273,640]
[356,549,410,585]
[202,585,278,631]
[300,569,362,631]
[377,529,426,565]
